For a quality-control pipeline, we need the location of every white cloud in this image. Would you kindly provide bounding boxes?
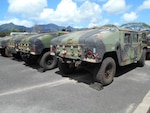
[74,0,107,2]
[8,0,47,17]
[88,19,109,28]
[0,18,34,27]
[39,0,106,27]
[39,0,78,24]
[73,0,86,2]
[7,0,109,27]
[138,0,150,11]
[78,1,102,22]
[53,0,78,22]
[113,22,120,26]
[122,12,138,22]
[102,0,129,14]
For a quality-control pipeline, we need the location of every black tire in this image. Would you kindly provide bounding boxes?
[58,61,76,74]
[1,49,6,57]
[95,57,116,86]
[12,53,21,59]
[138,49,146,67]
[0,48,11,57]
[39,52,57,70]
[5,48,12,57]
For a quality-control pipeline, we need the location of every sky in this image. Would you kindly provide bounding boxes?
[0,0,150,28]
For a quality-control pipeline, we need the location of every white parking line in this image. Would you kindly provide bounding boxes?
[133,90,150,113]
[145,61,150,66]
[125,104,136,113]
[0,78,76,97]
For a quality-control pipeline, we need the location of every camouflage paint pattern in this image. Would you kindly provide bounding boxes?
[139,30,150,53]
[146,34,150,52]
[50,25,147,66]
[18,33,47,55]
[18,31,68,55]
[7,34,35,54]
[0,36,13,49]
[0,36,16,56]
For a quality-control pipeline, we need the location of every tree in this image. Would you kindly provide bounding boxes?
[0,31,10,37]
[33,24,43,33]
[120,22,150,31]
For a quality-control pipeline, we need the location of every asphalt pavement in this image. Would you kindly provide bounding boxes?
[0,55,150,113]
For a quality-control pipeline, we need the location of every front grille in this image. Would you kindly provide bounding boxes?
[18,42,30,52]
[8,40,15,48]
[57,45,82,59]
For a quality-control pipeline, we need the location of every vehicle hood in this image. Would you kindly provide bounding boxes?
[51,28,107,46]
[0,36,13,47]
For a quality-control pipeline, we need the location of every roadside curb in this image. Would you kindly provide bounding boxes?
[133,90,150,113]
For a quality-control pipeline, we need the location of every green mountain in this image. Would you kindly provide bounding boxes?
[0,23,76,32]
[0,23,27,32]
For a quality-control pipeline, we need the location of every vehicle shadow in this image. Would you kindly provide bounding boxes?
[56,69,95,84]
[56,63,138,91]
[115,63,137,77]
[146,53,150,60]
[23,63,43,72]
[56,69,104,90]
[11,57,23,62]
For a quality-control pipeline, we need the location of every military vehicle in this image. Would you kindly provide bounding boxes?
[7,33,36,59]
[18,31,68,71]
[50,25,147,86]
[144,32,150,59]
[0,36,13,57]
[140,30,150,59]
[142,31,150,52]
[146,34,150,52]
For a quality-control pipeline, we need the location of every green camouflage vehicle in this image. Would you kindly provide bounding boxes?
[50,25,147,85]
[7,33,36,59]
[140,30,150,59]
[18,31,68,71]
[142,31,150,52]
[0,36,14,57]
[144,32,150,59]
[146,34,150,52]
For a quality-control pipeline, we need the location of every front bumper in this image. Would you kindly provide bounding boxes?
[50,44,101,63]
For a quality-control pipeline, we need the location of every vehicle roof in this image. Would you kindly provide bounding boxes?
[93,24,141,33]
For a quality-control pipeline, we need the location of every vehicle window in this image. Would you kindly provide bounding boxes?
[142,33,147,40]
[124,33,131,43]
[148,37,150,42]
[133,34,138,42]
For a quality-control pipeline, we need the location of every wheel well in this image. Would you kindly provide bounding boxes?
[103,52,119,67]
[143,47,147,51]
[41,48,50,55]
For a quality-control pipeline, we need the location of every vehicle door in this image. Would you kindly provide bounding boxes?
[130,32,141,61]
[121,32,132,64]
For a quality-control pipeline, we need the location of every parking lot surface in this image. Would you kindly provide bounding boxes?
[0,56,150,113]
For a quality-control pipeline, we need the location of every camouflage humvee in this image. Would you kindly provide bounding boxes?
[0,36,14,57]
[50,25,147,85]
[18,31,68,71]
[142,31,150,52]
[7,33,36,59]
[140,30,150,59]
[147,34,150,52]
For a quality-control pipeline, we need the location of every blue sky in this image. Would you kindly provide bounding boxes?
[0,0,150,28]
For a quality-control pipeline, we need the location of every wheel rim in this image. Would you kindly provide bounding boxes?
[45,56,53,65]
[104,63,113,79]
